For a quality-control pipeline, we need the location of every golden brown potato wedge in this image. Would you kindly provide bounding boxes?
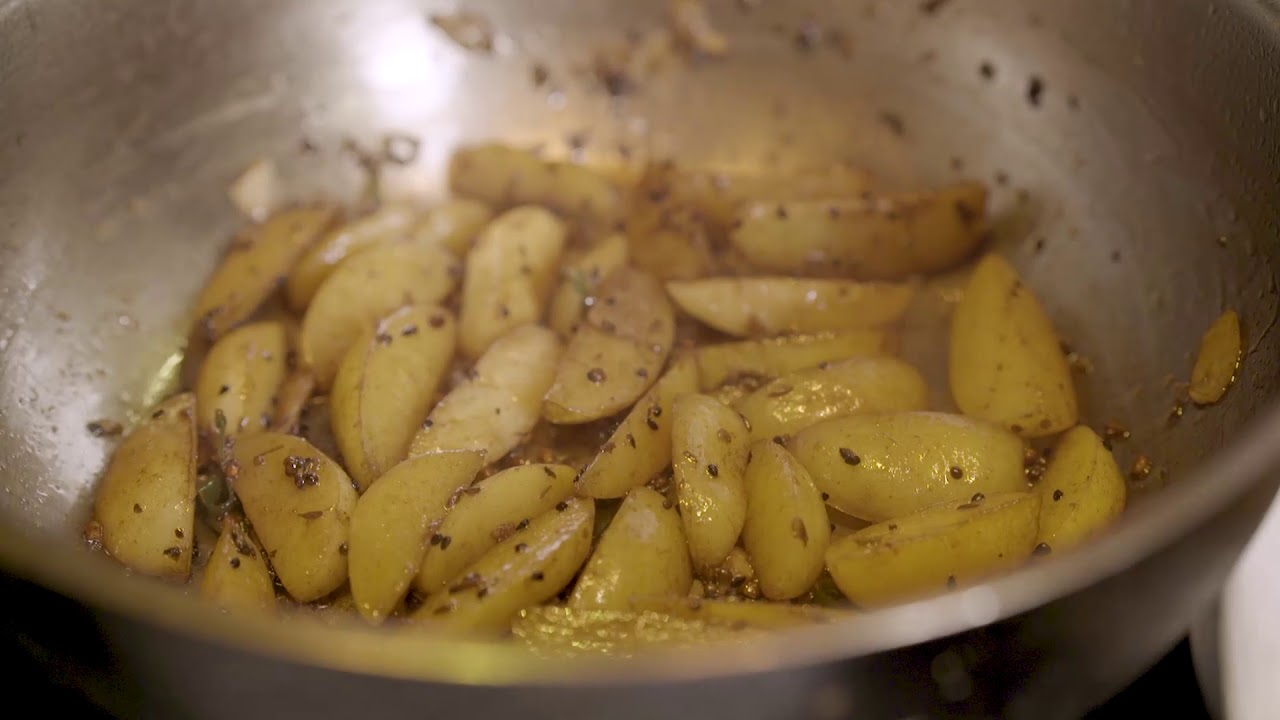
[695,330,892,390]
[742,441,831,600]
[407,198,495,256]
[1189,309,1243,405]
[195,322,289,440]
[672,394,750,570]
[285,202,421,312]
[547,233,630,337]
[1036,426,1126,551]
[449,144,625,224]
[666,278,917,337]
[199,514,276,612]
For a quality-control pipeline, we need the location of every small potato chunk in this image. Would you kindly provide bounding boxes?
[230,433,358,602]
[348,451,485,623]
[825,492,1041,606]
[950,253,1078,437]
[695,330,891,390]
[738,357,928,442]
[672,395,750,570]
[286,203,421,311]
[415,463,577,593]
[544,268,675,424]
[547,234,630,337]
[790,412,1027,522]
[730,182,987,280]
[407,198,495,255]
[195,322,289,440]
[570,486,693,610]
[741,441,831,600]
[458,206,567,358]
[409,324,561,464]
[330,305,457,491]
[1189,309,1243,405]
[577,358,699,499]
[667,278,917,337]
[93,394,197,580]
[415,497,595,631]
[449,144,625,224]
[199,515,275,612]
[192,205,339,342]
[1036,426,1126,551]
[626,192,716,282]
[299,242,459,389]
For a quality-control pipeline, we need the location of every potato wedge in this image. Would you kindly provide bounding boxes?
[570,486,693,610]
[408,324,561,464]
[825,492,1041,606]
[408,198,495,255]
[547,234,630,337]
[950,253,1078,437]
[449,144,625,224]
[576,357,699,499]
[299,242,459,389]
[415,463,577,593]
[458,206,567,359]
[738,357,928,442]
[667,278,917,337]
[330,305,457,491]
[742,441,830,600]
[285,202,421,311]
[513,606,753,657]
[195,322,289,440]
[626,190,716,282]
[672,394,750,569]
[93,393,197,580]
[730,182,987,279]
[543,268,675,424]
[695,330,891,390]
[199,515,275,612]
[1189,309,1242,405]
[1036,426,1126,551]
[348,451,485,623]
[229,433,358,602]
[414,497,595,631]
[789,412,1027,522]
[631,596,842,628]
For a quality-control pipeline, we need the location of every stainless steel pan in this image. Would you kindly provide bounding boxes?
[2,0,1279,717]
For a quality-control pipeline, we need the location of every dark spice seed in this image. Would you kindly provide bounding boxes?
[542,466,557,478]
[517,519,530,530]
[946,575,957,589]
[635,367,649,378]
[586,367,607,383]
[339,542,349,555]
[429,314,446,328]
[1027,75,1045,107]
[174,528,184,539]
[839,447,861,466]
[555,501,569,512]
[86,419,124,437]
[950,466,965,479]
[230,557,241,569]
[1053,489,1064,501]
[375,332,393,345]
[430,533,444,546]
[821,492,830,501]
[970,493,985,503]
[515,542,528,553]
[422,419,434,429]
[531,571,545,581]
[1033,542,1053,556]
[707,464,719,478]
[152,408,165,419]
[297,510,323,520]
[402,325,419,337]
[219,384,231,395]
[627,433,637,448]
[133,503,143,514]
[163,546,182,559]
[440,536,452,550]
[646,418,660,431]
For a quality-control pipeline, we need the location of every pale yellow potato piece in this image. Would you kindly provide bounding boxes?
[790,412,1027,522]
[738,357,928,442]
[348,451,485,623]
[415,497,595,631]
[299,242,459,389]
[1189,309,1243,405]
[570,486,693,610]
[547,234,630,337]
[631,596,843,628]
[825,492,1041,606]
[667,278,917,337]
[406,198,495,256]
[458,206,567,359]
[626,193,716,282]
[672,395,750,570]
[577,357,699,499]
[742,441,831,600]
[415,463,577,593]
[730,182,987,279]
[199,515,275,612]
[449,144,625,224]
[330,305,457,492]
[513,606,755,657]
[1036,426,1127,551]
[695,330,891,390]
[230,433,358,602]
[195,322,289,440]
[192,205,339,342]
[408,324,561,464]
[950,253,1078,437]
[93,393,197,580]
[286,202,421,311]
[544,268,675,424]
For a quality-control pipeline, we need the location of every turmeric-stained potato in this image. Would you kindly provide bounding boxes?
[286,202,421,311]
[513,606,752,657]
[544,268,675,424]
[414,498,595,632]
[93,393,197,581]
[672,395,750,570]
[825,492,1040,606]
[790,412,1026,522]
[415,463,577,593]
[632,596,843,628]
[950,253,1078,437]
[695,330,892,390]
[577,358,699,499]
[347,451,484,623]
[458,206,567,359]
[1036,426,1126,551]
[738,357,928,442]
[570,486,693,610]
[195,322,289,440]
[730,182,987,280]
[1189,309,1243,405]
[199,515,275,612]
[406,198,495,255]
[449,144,625,224]
[409,324,561,464]
[667,278,917,337]
[547,234,630,337]
[299,242,459,389]
[229,433,358,602]
[626,191,716,282]
[330,305,457,491]
[741,441,830,600]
